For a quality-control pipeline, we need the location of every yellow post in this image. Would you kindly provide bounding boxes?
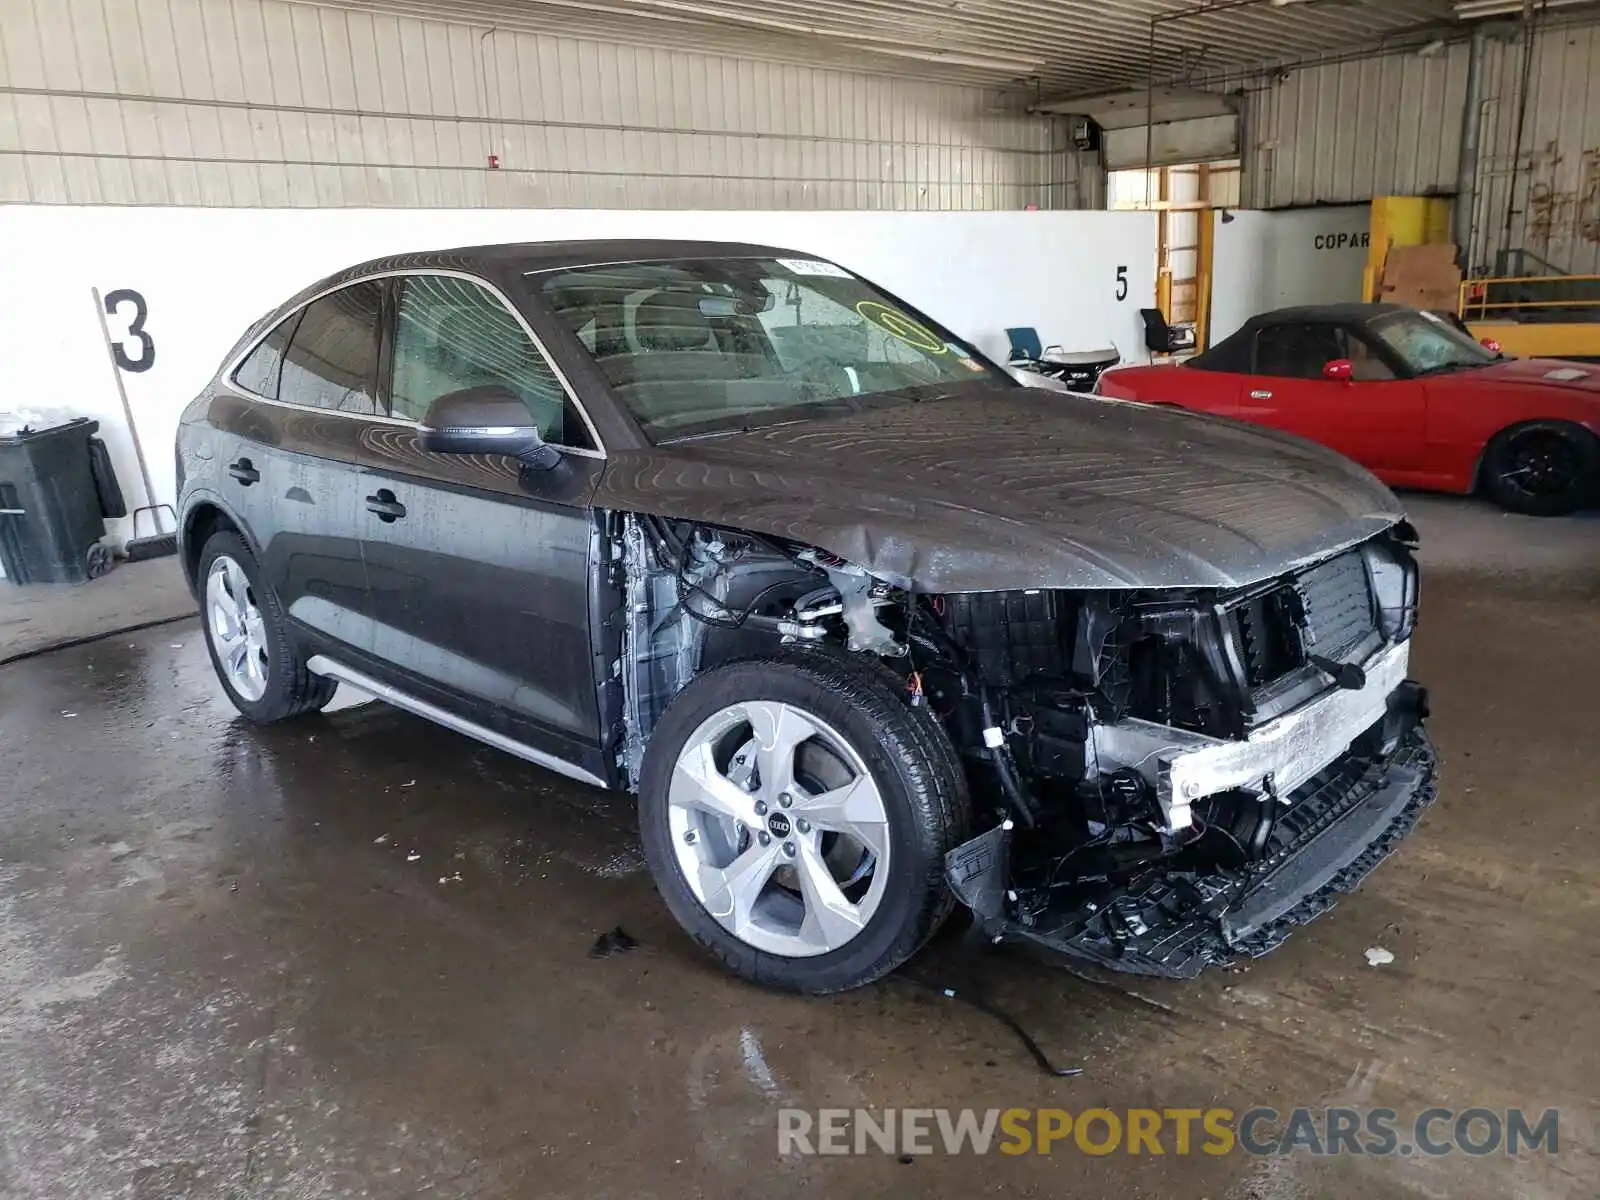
[1369,195,1459,300]
[1156,167,1171,321]
[1195,164,1214,350]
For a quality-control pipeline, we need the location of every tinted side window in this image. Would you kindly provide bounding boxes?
[1254,323,1344,379]
[390,275,593,449]
[232,312,301,399]
[278,281,382,414]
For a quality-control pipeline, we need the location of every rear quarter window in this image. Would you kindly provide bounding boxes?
[277,282,383,414]
[231,312,301,399]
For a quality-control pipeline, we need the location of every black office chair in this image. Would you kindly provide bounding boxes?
[1139,308,1197,355]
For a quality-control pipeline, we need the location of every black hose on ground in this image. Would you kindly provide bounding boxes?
[0,612,195,669]
[895,971,1082,1078]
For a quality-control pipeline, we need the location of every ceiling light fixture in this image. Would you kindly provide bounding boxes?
[864,46,1047,73]
[1453,0,1588,16]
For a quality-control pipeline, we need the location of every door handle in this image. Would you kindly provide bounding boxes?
[227,457,260,485]
[365,488,407,522]
[1249,389,1274,400]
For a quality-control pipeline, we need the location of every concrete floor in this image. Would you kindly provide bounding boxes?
[1,495,1595,1199]
[0,557,192,664]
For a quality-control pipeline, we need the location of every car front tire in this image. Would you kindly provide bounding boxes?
[197,530,336,722]
[638,652,970,994]
[1481,420,1599,516]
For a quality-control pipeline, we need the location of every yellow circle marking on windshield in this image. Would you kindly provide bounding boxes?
[854,301,947,354]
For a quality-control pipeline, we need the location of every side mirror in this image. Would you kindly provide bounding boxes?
[1480,337,1502,353]
[1322,358,1354,382]
[418,385,561,470]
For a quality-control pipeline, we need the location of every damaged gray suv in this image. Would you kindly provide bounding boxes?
[177,240,1435,993]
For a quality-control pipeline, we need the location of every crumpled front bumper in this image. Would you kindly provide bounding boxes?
[945,682,1437,979]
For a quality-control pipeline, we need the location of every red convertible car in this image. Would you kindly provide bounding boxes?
[1097,303,1600,515]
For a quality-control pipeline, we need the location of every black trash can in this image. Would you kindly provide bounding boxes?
[0,417,114,585]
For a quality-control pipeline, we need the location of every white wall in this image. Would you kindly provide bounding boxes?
[0,206,1157,547]
[1210,204,1371,343]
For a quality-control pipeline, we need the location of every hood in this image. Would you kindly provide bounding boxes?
[1476,357,1600,397]
[594,385,1404,593]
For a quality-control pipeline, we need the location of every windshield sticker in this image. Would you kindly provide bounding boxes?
[776,258,853,278]
[854,301,947,354]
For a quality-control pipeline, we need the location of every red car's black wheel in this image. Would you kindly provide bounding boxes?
[1481,421,1598,517]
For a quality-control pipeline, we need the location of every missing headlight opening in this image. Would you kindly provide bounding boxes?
[611,513,1432,980]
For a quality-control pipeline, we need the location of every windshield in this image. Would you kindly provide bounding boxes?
[1368,309,1500,376]
[535,257,1008,442]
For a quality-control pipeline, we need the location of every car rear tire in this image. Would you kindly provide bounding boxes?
[1481,421,1598,516]
[638,652,970,994]
[197,530,336,722]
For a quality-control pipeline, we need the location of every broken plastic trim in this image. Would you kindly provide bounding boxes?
[945,689,1435,980]
[1090,640,1412,832]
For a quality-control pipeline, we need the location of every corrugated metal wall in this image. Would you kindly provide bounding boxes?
[1234,16,1600,276]
[1236,45,1470,212]
[0,0,1085,210]
[1473,19,1600,277]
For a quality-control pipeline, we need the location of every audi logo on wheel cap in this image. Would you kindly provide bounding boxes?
[767,812,793,839]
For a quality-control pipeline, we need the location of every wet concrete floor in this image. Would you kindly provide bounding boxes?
[2,497,1597,1198]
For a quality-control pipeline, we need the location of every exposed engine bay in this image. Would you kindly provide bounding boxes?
[605,512,1433,978]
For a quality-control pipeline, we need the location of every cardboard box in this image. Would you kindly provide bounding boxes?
[1378,242,1462,313]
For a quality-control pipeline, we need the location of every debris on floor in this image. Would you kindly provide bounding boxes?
[1365,946,1395,967]
[373,834,390,846]
[589,926,638,958]
[406,851,421,863]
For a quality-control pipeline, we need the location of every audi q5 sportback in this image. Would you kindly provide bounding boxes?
[179,241,1435,993]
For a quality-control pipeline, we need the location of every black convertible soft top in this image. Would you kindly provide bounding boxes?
[1190,302,1412,373]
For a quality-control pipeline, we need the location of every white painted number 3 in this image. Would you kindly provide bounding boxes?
[104,288,155,373]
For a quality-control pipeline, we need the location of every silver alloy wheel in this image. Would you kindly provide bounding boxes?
[668,700,891,958]
[205,554,270,703]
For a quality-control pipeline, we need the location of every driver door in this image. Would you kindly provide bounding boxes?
[1240,322,1425,475]
[355,272,606,771]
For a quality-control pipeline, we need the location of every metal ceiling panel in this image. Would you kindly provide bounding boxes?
[290,0,1461,96]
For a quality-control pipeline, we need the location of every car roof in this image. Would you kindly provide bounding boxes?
[345,239,809,281]
[444,239,806,271]
[1253,302,1409,326]
[1184,301,1422,374]
[274,238,813,312]
[248,239,820,348]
